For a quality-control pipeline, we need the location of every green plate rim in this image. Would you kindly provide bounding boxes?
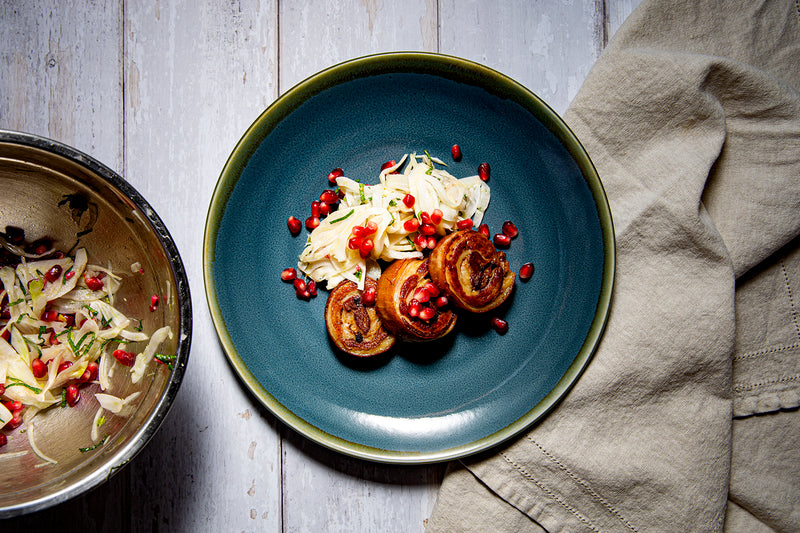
[203,51,615,464]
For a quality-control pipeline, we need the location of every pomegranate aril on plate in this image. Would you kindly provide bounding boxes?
[456,219,473,230]
[478,223,490,238]
[281,267,297,281]
[287,216,302,235]
[419,306,436,321]
[493,233,511,248]
[403,218,420,232]
[362,286,377,306]
[519,262,534,281]
[451,144,462,161]
[491,317,509,334]
[402,194,415,208]
[305,216,320,230]
[502,220,519,238]
[478,162,490,182]
[328,167,344,185]
[44,264,62,283]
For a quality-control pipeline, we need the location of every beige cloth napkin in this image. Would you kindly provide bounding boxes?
[427,1,800,531]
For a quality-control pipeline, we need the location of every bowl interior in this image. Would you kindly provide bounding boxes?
[0,134,190,516]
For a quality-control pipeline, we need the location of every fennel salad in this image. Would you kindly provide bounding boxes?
[0,231,174,463]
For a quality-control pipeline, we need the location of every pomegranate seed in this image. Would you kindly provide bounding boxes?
[43,309,58,322]
[365,221,379,235]
[287,216,302,235]
[380,160,396,172]
[491,317,509,334]
[305,216,320,230]
[319,201,331,216]
[493,234,511,248]
[426,236,437,249]
[328,167,344,185]
[478,162,490,182]
[0,433,6,447]
[310,200,321,218]
[519,262,534,281]
[478,224,490,238]
[320,189,339,204]
[45,264,62,283]
[49,331,60,345]
[414,233,428,249]
[85,275,104,291]
[297,289,311,300]
[456,219,473,230]
[403,218,420,232]
[413,288,430,303]
[0,384,4,395]
[81,362,99,382]
[149,294,159,312]
[57,360,73,374]
[362,286,376,306]
[2,401,21,412]
[64,271,75,280]
[307,280,318,297]
[113,349,137,366]
[502,220,519,238]
[359,239,374,258]
[407,300,421,317]
[402,194,415,208]
[420,223,436,236]
[430,209,443,225]
[351,226,367,238]
[31,358,47,378]
[451,144,462,161]
[66,384,80,407]
[0,330,9,342]
[424,282,440,297]
[281,268,297,281]
[5,409,23,429]
[293,279,306,292]
[419,212,431,225]
[348,236,363,250]
[419,306,436,321]
[434,295,449,308]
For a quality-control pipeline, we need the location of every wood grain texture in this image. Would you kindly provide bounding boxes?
[0,1,643,531]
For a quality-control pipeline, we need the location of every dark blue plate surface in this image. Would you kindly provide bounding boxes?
[204,53,614,463]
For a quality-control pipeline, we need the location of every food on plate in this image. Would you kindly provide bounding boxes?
[324,278,396,357]
[284,149,533,356]
[375,258,457,341]
[297,152,490,291]
[429,229,516,313]
[0,227,174,461]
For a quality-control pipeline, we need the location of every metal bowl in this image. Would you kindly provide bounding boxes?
[0,130,191,517]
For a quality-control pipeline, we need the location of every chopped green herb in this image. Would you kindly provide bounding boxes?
[79,434,108,453]
[359,183,366,204]
[6,381,42,394]
[388,199,397,207]
[329,209,354,224]
[97,415,106,427]
[155,353,177,370]
[61,387,67,407]
[134,319,143,332]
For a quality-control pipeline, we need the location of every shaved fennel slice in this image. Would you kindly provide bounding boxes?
[131,326,172,384]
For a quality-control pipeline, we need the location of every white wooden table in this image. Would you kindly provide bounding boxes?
[1,1,641,530]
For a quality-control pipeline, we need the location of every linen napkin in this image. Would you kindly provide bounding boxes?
[427,1,800,531]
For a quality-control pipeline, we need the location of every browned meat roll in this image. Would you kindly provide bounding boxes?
[324,278,396,357]
[428,229,515,313]
[375,258,457,341]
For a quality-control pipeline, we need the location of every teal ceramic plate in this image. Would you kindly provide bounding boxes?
[204,52,614,464]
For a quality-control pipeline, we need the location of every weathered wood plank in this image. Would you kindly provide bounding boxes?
[0,2,128,530]
[277,2,443,532]
[439,0,604,116]
[0,0,122,168]
[121,1,282,531]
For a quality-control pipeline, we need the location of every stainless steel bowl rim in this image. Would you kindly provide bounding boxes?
[0,129,192,517]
